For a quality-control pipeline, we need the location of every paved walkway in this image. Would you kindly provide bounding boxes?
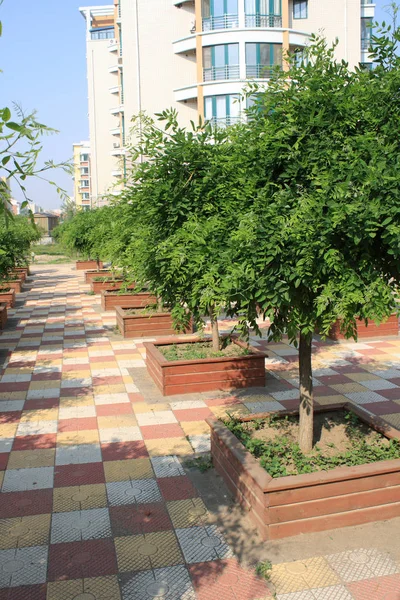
[0,264,399,599]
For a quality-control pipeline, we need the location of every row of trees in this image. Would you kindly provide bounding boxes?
[0,214,41,284]
[57,25,400,452]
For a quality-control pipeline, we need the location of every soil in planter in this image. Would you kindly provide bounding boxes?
[159,340,250,361]
[0,288,11,293]
[123,307,163,316]
[224,410,400,478]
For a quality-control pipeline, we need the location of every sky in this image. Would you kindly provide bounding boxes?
[0,0,392,210]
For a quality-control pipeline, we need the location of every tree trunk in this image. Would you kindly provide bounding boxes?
[209,307,220,352]
[298,332,314,454]
[96,258,100,272]
[157,297,163,312]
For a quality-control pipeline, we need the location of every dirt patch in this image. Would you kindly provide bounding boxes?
[159,340,250,362]
[124,307,163,316]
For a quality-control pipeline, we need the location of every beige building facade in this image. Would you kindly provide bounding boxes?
[79,0,375,204]
[72,141,92,210]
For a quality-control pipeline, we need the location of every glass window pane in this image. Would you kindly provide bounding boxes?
[246,43,257,64]
[274,45,282,65]
[205,97,213,119]
[228,44,239,64]
[203,47,212,68]
[259,43,271,64]
[226,0,238,13]
[229,95,240,118]
[214,45,225,65]
[203,0,211,17]
[216,96,227,118]
[245,0,256,12]
[213,0,224,16]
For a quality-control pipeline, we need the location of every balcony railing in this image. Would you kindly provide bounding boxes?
[245,14,282,28]
[207,115,241,128]
[203,65,240,81]
[202,14,239,31]
[361,37,371,50]
[246,64,275,79]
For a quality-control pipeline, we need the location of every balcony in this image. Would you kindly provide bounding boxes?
[112,170,123,177]
[203,65,240,82]
[110,127,121,136]
[109,85,120,95]
[245,14,282,28]
[108,39,119,53]
[361,37,371,51]
[246,64,275,79]
[110,105,125,115]
[206,115,241,128]
[202,14,239,31]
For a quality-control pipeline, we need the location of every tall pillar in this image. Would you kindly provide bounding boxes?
[195,0,204,119]
[282,0,290,71]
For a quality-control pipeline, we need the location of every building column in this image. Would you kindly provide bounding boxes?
[195,0,204,119]
[282,0,290,71]
[238,0,245,28]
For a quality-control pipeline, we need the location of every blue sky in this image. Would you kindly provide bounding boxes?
[0,0,393,209]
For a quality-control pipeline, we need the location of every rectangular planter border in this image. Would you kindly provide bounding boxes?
[0,303,7,329]
[5,280,23,294]
[101,290,156,311]
[116,306,192,338]
[207,402,400,540]
[90,279,124,294]
[76,260,103,271]
[144,336,268,396]
[0,289,16,308]
[329,314,399,340]
[84,270,113,284]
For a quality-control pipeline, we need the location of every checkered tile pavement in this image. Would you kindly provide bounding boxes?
[0,264,399,599]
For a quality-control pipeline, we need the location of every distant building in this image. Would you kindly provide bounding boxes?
[34,212,60,244]
[73,141,92,211]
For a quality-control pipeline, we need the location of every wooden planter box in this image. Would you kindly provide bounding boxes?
[90,279,125,294]
[0,303,7,329]
[207,403,400,541]
[101,290,156,312]
[11,270,26,283]
[0,289,16,308]
[116,307,192,339]
[84,270,113,284]
[329,314,399,340]
[144,337,267,396]
[76,260,103,271]
[14,266,30,277]
[5,280,23,294]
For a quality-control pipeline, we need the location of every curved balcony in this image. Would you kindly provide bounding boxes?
[203,64,240,82]
[174,83,198,101]
[172,34,196,54]
[202,14,239,31]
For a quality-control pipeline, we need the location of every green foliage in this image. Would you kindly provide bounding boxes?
[31,244,66,256]
[0,214,41,280]
[184,456,213,473]
[224,414,400,478]
[159,341,249,362]
[255,561,273,581]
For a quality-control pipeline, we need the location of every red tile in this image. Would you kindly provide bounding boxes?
[313,386,337,397]
[6,361,35,368]
[377,388,400,401]
[0,382,30,392]
[13,434,57,451]
[58,417,98,433]
[366,401,400,416]
[347,573,400,600]
[158,476,198,501]
[0,453,8,470]
[89,356,116,363]
[189,559,272,600]
[31,372,62,382]
[173,408,213,422]
[92,376,123,386]
[279,399,301,410]
[37,354,63,361]
[54,463,105,487]
[110,503,172,536]
[24,398,59,410]
[62,364,90,372]
[0,585,47,600]
[205,397,242,407]
[60,387,93,397]
[141,424,186,440]
[101,441,148,461]
[388,378,400,386]
[96,403,133,417]
[335,365,369,374]
[0,411,22,425]
[129,393,145,403]
[48,539,118,581]
[0,489,53,518]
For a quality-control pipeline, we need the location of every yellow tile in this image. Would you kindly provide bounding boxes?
[167,498,209,529]
[180,421,210,436]
[133,402,170,414]
[7,449,55,470]
[115,531,183,572]
[270,557,340,594]
[47,579,82,600]
[330,383,367,394]
[0,514,51,549]
[104,458,153,482]
[84,576,121,600]
[122,376,134,384]
[0,472,3,487]
[3,368,33,375]
[93,384,126,395]
[28,381,61,390]
[315,395,347,406]
[0,424,17,438]
[20,408,59,422]
[345,372,381,382]
[145,438,193,458]
[209,404,249,419]
[0,392,26,401]
[59,396,94,408]
[57,430,99,446]
[97,415,137,429]
[53,484,108,513]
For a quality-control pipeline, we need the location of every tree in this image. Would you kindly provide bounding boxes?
[0,214,41,281]
[55,210,102,265]
[223,29,400,452]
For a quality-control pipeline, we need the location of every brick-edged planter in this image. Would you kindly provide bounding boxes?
[14,266,30,277]
[116,307,193,339]
[76,260,103,271]
[144,337,267,396]
[101,290,156,312]
[329,314,399,340]
[11,270,26,283]
[5,280,23,294]
[0,289,16,308]
[0,303,7,329]
[84,270,113,284]
[208,403,400,541]
[90,279,125,294]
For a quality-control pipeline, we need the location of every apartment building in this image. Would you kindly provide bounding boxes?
[79,0,375,204]
[72,142,92,210]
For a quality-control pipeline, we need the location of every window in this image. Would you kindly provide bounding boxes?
[82,193,90,200]
[204,94,241,127]
[90,27,115,40]
[245,0,282,27]
[80,167,89,175]
[203,44,239,81]
[80,180,90,188]
[80,153,89,162]
[293,0,307,19]
[202,0,238,30]
[361,17,372,50]
[246,43,282,78]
